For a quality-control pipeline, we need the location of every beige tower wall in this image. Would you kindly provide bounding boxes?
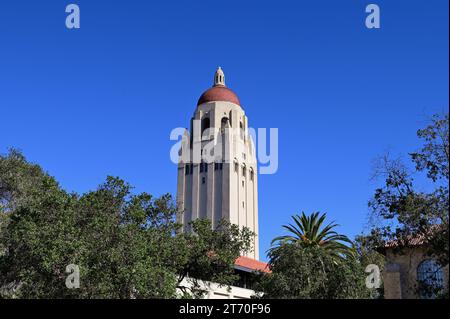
[177,100,259,260]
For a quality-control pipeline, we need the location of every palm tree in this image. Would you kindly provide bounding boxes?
[269,211,354,262]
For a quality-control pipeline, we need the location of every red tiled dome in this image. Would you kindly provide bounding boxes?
[197,85,241,106]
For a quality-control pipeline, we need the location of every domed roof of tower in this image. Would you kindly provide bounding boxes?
[197,67,241,106]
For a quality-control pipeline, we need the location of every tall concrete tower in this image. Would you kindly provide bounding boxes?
[176,67,259,260]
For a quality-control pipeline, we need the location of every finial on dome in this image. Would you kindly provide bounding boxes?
[214,66,225,87]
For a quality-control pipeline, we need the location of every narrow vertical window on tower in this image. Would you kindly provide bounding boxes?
[234,160,239,173]
[201,117,210,139]
[185,164,193,175]
[240,122,244,139]
[250,168,254,181]
[221,117,229,131]
[190,118,194,146]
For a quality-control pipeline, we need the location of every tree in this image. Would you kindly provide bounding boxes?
[367,112,449,296]
[176,219,253,298]
[411,113,449,183]
[255,212,372,299]
[269,212,354,263]
[0,149,252,298]
[254,244,370,299]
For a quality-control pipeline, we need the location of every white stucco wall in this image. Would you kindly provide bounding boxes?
[177,278,255,299]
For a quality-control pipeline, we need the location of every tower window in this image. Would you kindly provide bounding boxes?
[190,118,194,146]
[214,163,218,171]
[242,166,246,177]
[202,177,206,184]
[242,201,245,208]
[242,180,245,187]
[185,164,193,175]
[221,117,229,130]
[234,161,238,172]
[200,162,204,173]
[219,163,223,170]
[201,117,210,138]
[250,169,254,181]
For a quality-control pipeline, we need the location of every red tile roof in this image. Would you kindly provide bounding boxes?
[379,224,446,254]
[235,256,271,273]
[384,233,428,248]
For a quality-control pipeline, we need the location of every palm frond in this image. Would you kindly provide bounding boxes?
[268,211,354,262]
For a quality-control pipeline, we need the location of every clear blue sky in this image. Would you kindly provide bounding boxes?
[0,1,448,261]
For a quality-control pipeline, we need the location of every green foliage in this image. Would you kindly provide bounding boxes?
[269,212,354,263]
[257,212,372,299]
[0,150,251,298]
[366,113,449,298]
[255,244,370,299]
[410,113,449,182]
[176,219,254,298]
[367,113,449,266]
